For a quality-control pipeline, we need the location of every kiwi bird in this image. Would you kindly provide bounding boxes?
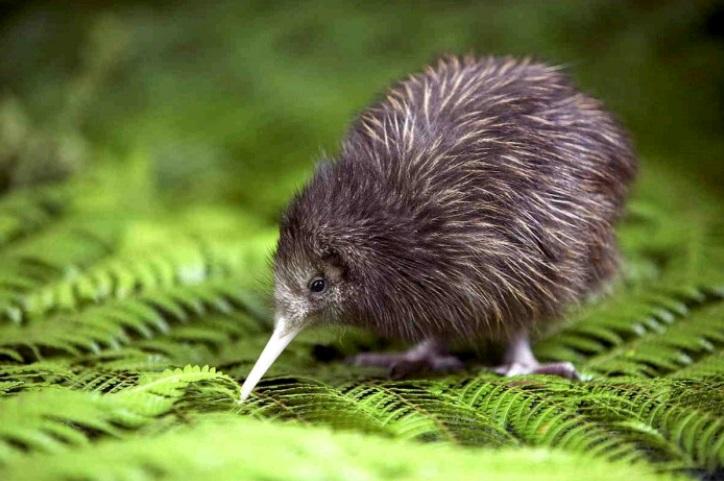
[239,55,637,401]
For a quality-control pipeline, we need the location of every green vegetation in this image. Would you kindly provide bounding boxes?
[0,1,722,480]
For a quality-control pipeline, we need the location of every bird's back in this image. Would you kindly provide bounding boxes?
[331,56,636,340]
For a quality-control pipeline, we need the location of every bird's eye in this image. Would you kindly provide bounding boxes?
[309,277,327,293]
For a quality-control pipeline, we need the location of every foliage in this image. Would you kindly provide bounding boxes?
[0,156,720,480]
[1,413,688,481]
[0,1,722,480]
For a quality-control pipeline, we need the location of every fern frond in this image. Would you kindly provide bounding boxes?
[3,236,267,323]
[0,414,683,481]
[0,365,237,461]
[0,279,264,362]
[0,388,135,460]
[583,301,724,376]
[535,284,723,377]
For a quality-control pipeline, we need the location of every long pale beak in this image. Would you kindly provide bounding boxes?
[239,317,302,403]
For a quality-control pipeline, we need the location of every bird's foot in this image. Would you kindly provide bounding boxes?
[495,331,581,380]
[493,361,580,380]
[348,339,463,378]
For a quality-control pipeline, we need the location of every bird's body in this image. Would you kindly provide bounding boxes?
[240,56,637,400]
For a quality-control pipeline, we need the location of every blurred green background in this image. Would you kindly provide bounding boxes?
[1,4,723,480]
[1,0,722,221]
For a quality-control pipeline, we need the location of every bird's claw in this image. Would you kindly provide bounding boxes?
[349,349,464,378]
[493,361,580,380]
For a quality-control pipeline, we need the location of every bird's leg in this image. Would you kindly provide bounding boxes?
[349,339,464,378]
[494,331,580,380]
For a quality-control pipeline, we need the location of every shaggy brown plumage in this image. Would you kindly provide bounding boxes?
[239,55,637,400]
[276,55,635,337]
